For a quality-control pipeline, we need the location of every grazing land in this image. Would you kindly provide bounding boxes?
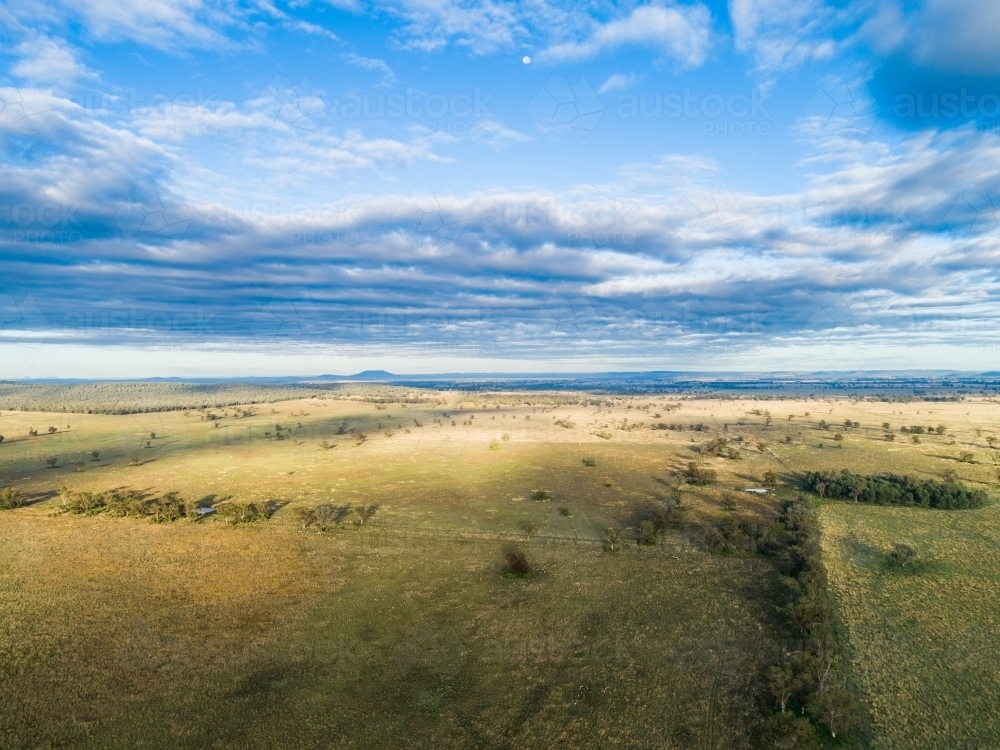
[2,385,1000,748]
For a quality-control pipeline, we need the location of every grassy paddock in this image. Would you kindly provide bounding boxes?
[821,501,1000,749]
[3,389,1000,747]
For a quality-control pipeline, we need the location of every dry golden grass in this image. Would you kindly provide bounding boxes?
[3,390,1000,747]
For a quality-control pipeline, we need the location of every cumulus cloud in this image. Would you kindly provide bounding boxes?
[12,36,98,86]
[540,3,713,67]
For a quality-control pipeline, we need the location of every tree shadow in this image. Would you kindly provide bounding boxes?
[22,489,58,507]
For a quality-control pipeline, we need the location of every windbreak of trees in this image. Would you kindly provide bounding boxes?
[59,487,206,521]
[805,469,986,509]
[760,495,857,744]
[56,487,275,522]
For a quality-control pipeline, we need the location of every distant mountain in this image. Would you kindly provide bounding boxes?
[344,370,399,381]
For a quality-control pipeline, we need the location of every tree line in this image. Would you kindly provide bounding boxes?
[57,487,275,523]
[760,495,857,745]
[805,469,986,509]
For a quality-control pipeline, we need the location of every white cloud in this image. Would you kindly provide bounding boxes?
[344,53,396,87]
[597,73,638,94]
[385,0,525,54]
[12,36,98,86]
[539,3,712,66]
[55,0,235,48]
[728,0,839,73]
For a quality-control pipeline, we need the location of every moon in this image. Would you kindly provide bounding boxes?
[522,56,531,65]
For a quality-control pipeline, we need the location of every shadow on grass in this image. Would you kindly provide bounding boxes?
[22,488,58,506]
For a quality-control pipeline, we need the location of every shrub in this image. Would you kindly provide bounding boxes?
[503,548,532,577]
[581,457,596,467]
[636,519,657,545]
[700,526,725,552]
[763,470,778,487]
[0,487,23,510]
[44,456,58,468]
[890,543,917,566]
[531,490,550,501]
[684,461,716,485]
[760,713,821,750]
[215,500,274,523]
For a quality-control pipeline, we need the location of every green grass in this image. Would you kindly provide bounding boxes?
[821,501,1000,749]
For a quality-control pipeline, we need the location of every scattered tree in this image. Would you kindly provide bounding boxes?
[891,543,917,566]
[503,547,532,577]
[604,526,623,552]
[684,461,717,485]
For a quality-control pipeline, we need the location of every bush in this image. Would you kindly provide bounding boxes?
[503,548,532,577]
[636,519,657,545]
[684,461,717,485]
[214,499,276,523]
[804,469,986,509]
[890,542,917,566]
[0,487,23,510]
[760,713,821,750]
[531,490,550,501]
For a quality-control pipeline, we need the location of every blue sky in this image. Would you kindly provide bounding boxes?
[2,0,1000,376]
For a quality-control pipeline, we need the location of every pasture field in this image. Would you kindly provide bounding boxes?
[2,388,1000,748]
[821,502,1000,750]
